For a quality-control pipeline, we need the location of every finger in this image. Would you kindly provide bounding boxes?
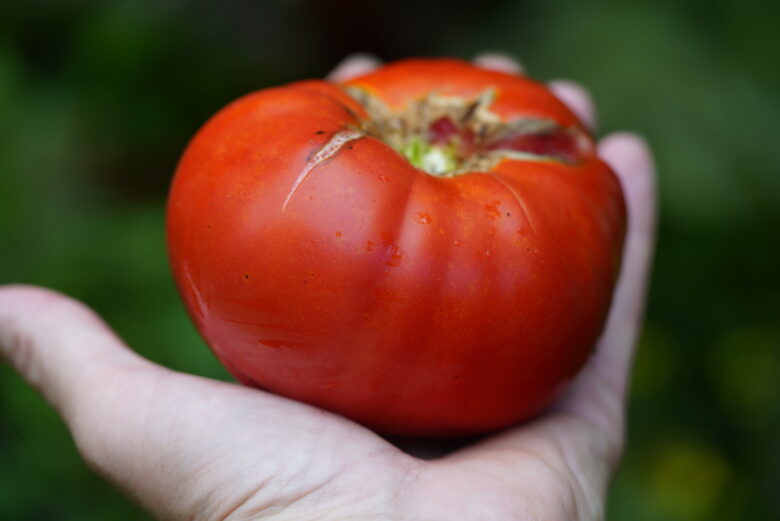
[548,80,597,130]
[0,285,153,417]
[446,134,656,497]
[552,132,656,447]
[327,53,382,82]
[592,132,656,387]
[473,52,524,74]
[0,285,406,521]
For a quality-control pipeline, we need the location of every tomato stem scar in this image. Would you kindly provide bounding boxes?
[344,86,591,177]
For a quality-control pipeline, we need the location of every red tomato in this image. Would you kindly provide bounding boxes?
[167,59,626,436]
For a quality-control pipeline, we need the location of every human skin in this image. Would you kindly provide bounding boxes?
[0,53,656,520]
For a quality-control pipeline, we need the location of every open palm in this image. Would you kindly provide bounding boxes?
[0,54,655,521]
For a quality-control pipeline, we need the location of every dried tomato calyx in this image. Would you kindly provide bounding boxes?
[344,87,592,177]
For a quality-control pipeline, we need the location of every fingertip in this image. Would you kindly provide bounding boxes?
[598,132,653,176]
[0,282,61,302]
[0,284,153,419]
[473,52,524,75]
[0,284,78,333]
[548,80,597,130]
[600,131,656,229]
[327,53,382,82]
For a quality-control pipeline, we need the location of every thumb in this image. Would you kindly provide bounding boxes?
[0,284,154,419]
[0,285,392,521]
[0,285,209,519]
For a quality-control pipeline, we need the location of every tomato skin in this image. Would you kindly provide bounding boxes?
[167,59,626,436]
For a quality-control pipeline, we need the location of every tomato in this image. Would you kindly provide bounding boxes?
[166,58,626,436]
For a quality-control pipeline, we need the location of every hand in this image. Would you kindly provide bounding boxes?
[0,53,656,521]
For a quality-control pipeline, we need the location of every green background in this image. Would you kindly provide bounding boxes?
[1,1,778,519]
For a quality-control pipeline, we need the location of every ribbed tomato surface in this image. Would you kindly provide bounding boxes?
[167,59,626,436]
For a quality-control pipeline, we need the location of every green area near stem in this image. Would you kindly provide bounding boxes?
[399,138,459,175]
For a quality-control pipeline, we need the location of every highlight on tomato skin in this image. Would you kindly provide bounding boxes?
[166,58,626,437]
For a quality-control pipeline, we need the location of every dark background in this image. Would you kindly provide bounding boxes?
[1,1,778,519]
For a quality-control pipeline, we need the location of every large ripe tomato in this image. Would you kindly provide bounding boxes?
[167,58,626,437]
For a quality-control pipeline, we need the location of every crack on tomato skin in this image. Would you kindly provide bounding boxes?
[282,129,365,212]
[488,172,539,236]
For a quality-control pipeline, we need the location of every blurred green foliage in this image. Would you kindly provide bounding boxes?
[1,0,778,519]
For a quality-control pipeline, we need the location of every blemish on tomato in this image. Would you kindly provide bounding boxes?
[258,339,289,349]
[378,175,389,183]
[484,201,501,219]
[282,129,364,211]
[365,240,375,251]
[415,212,432,224]
[380,232,404,267]
[335,231,343,237]
[385,244,403,267]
